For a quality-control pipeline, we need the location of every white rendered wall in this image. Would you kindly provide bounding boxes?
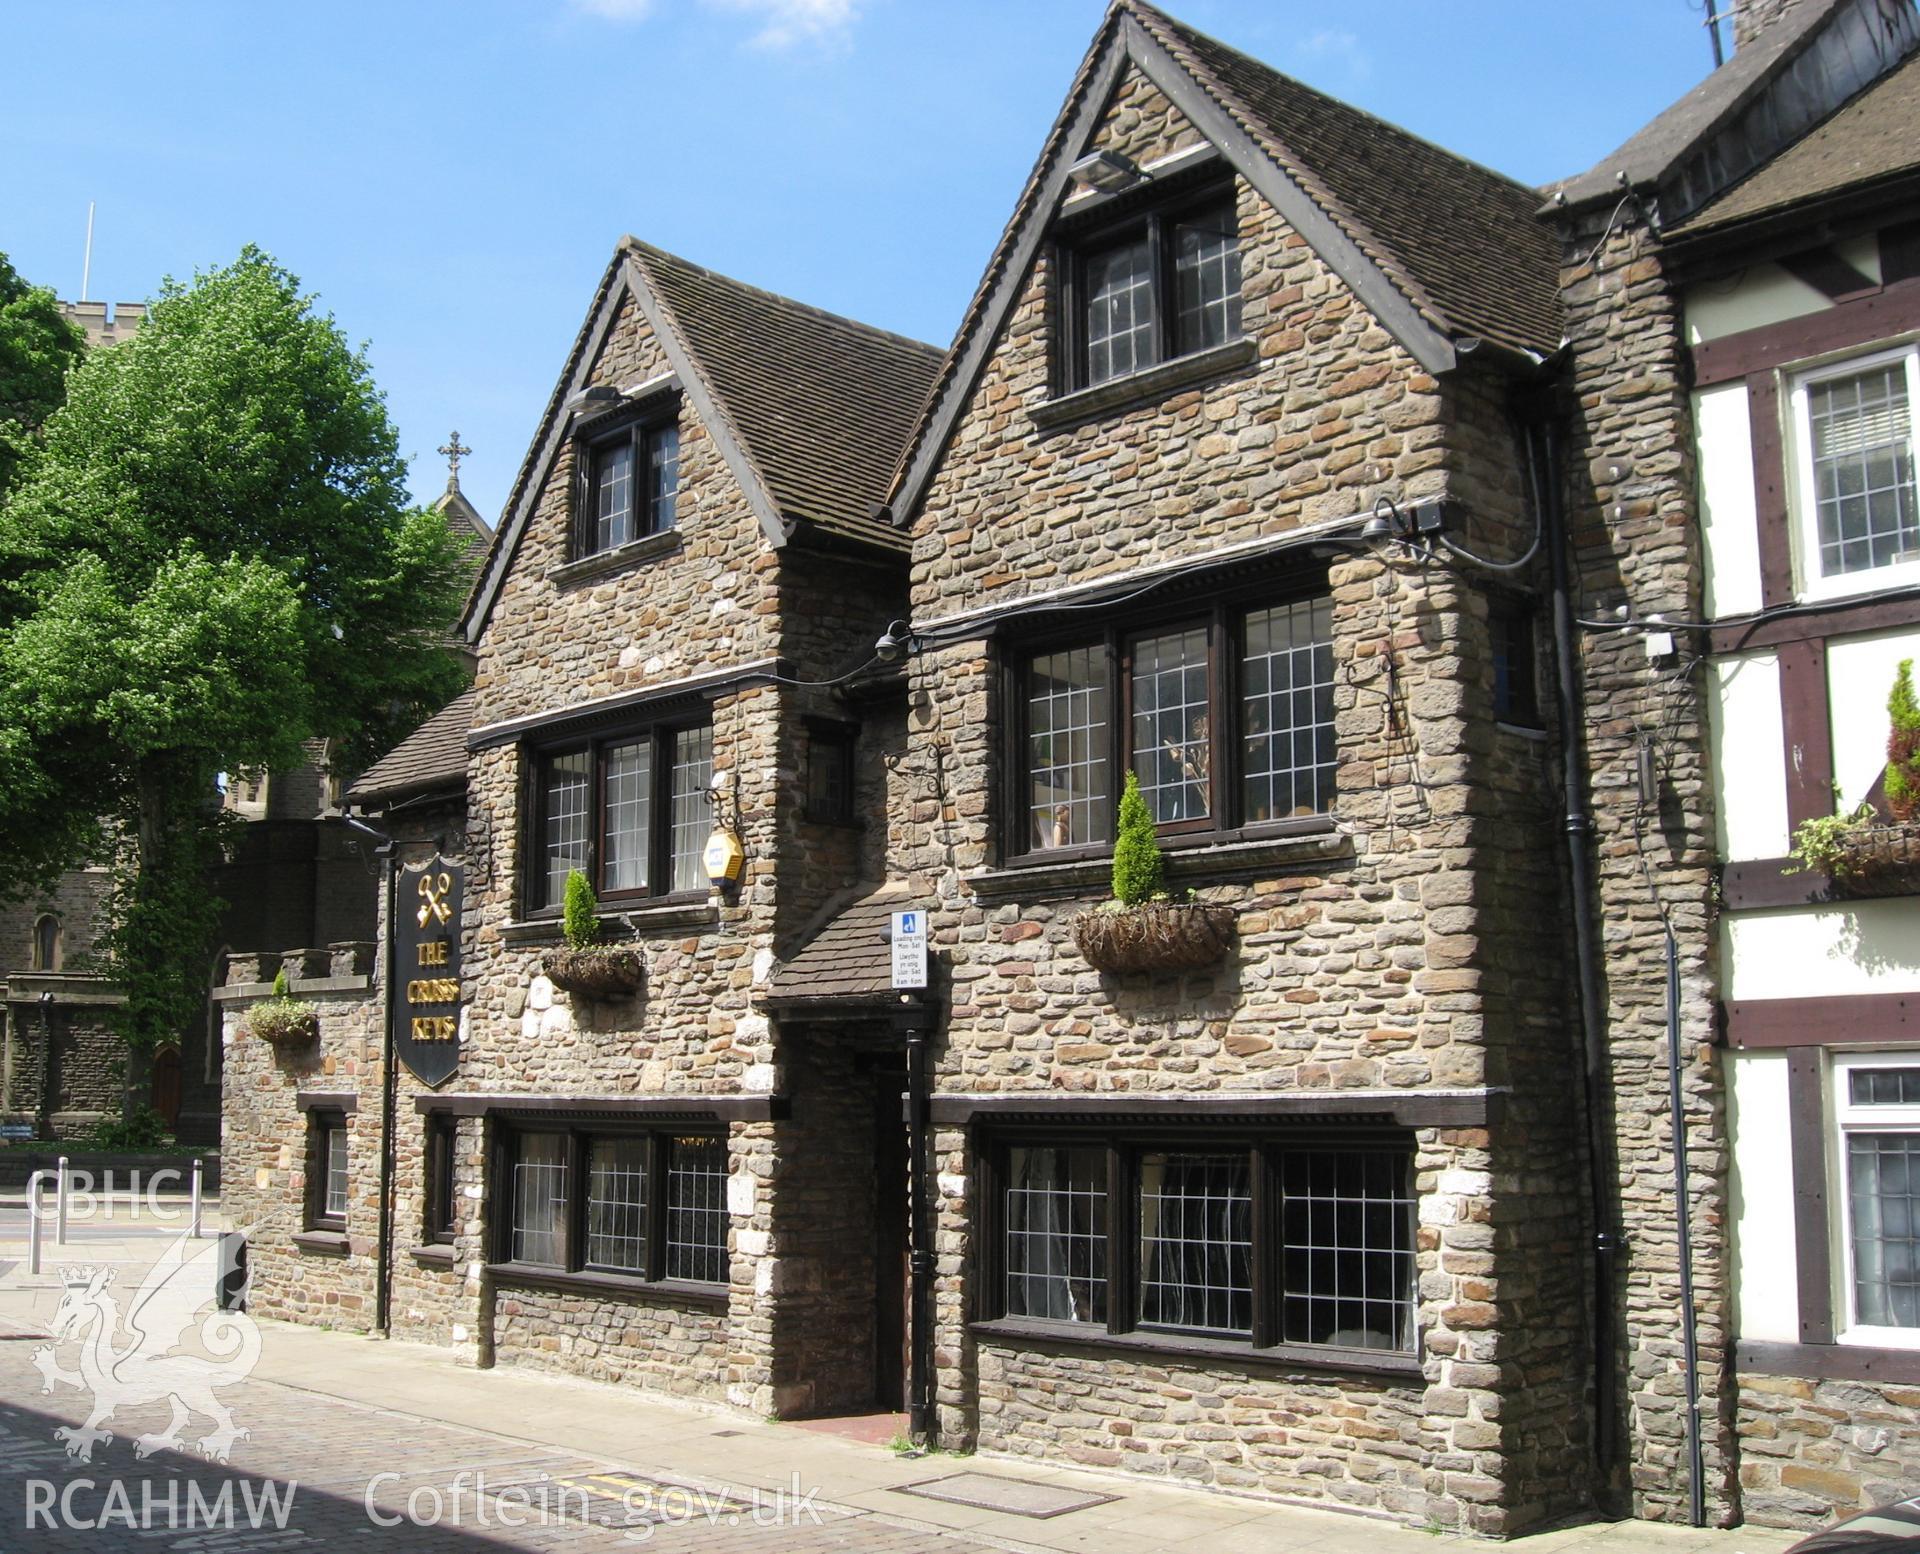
[1683,235,1873,346]
[1827,626,1920,808]
[1708,651,1789,860]
[1695,382,1765,619]
[1725,900,1920,1000]
[1727,1049,1800,1343]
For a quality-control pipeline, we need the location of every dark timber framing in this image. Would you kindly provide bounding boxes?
[1726,993,1920,1049]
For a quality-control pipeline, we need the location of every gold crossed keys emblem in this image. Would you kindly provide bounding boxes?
[417,871,454,928]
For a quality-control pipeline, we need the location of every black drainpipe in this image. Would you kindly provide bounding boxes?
[1527,411,1620,1486]
[898,992,937,1448]
[344,814,399,1338]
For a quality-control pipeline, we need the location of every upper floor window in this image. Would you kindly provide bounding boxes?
[1062,188,1242,391]
[1793,345,1920,600]
[1016,592,1334,859]
[577,417,680,557]
[308,1111,349,1231]
[529,721,712,911]
[1835,1053,1920,1346]
[32,914,59,972]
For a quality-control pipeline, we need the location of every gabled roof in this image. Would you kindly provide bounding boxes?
[346,688,475,805]
[463,242,941,642]
[1545,0,1920,223]
[885,0,1563,528]
[1671,46,1920,236]
[632,243,944,553]
[433,478,493,565]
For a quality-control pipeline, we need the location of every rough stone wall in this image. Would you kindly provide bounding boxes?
[900,70,1589,1535]
[218,955,380,1330]
[0,868,110,974]
[1736,1374,1920,1526]
[1557,208,1734,1523]
[455,277,910,1412]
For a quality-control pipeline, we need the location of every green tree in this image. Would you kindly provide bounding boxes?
[1888,658,1920,821]
[1112,770,1165,906]
[0,247,471,1048]
[0,251,87,499]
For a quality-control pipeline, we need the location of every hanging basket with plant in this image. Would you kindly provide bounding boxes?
[542,870,646,998]
[1786,659,1920,897]
[1072,772,1235,975]
[245,967,320,1046]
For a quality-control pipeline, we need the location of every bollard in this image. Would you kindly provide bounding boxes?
[26,1170,46,1275]
[190,1157,204,1239]
[55,1155,69,1246]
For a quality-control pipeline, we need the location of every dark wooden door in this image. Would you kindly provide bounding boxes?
[150,1046,183,1129]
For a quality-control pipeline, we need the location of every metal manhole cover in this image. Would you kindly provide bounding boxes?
[895,1472,1118,1519]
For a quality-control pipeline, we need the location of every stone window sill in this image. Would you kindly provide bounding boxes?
[487,1261,728,1308]
[501,900,717,946]
[970,1317,1422,1380]
[293,1230,350,1258]
[547,529,681,589]
[409,1243,456,1268]
[968,825,1351,902]
[1029,337,1257,433]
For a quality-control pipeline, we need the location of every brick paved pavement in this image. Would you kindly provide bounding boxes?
[0,1339,969,1554]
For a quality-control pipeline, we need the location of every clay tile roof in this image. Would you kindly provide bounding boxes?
[1672,47,1920,234]
[1127,0,1563,359]
[628,242,945,552]
[766,881,922,1005]
[346,689,475,804]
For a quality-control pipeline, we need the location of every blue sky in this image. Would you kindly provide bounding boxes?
[1,2,1722,525]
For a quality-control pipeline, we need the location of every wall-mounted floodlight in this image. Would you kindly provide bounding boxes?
[1068,150,1144,194]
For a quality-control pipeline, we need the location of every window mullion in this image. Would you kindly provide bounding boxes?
[1110,629,1130,819]
[563,1131,583,1272]
[1148,213,1169,367]
[646,1132,668,1282]
[1251,1142,1276,1349]
[1212,605,1231,832]
[1107,1143,1135,1336]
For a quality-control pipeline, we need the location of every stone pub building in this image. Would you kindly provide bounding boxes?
[221,0,1920,1537]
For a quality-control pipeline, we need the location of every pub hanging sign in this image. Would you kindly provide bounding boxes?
[392,854,465,1087]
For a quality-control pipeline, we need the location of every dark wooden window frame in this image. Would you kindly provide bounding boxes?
[305,1109,349,1233]
[1001,579,1335,866]
[522,717,712,916]
[571,408,681,561]
[1054,178,1242,395]
[973,1118,1417,1365]
[423,1112,458,1246]
[487,1116,728,1300]
[1487,594,1541,729]
[802,717,859,826]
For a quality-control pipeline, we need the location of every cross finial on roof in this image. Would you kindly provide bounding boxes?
[437,431,472,488]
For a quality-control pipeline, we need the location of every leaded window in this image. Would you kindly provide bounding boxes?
[1837,1055,1920,1339]
[1064,188,1243,390]
[579,418,681,557]
[495,1122,728,1289]
[530,720,712,911]
[1013,589,1336,858]
[984,1128,1416,1356]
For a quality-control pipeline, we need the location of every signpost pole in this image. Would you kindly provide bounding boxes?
[889,910,936,1448]
[27,1170,45,1274]
[375,843,398,1338]
[55,1154,69,1246]
[190,1156,204,1239]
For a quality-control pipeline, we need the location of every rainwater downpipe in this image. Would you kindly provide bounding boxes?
[1528,411,1621,1485]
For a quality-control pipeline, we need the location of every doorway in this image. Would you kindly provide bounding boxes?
[870,1051,909,1411]
[150,1045,182,1130]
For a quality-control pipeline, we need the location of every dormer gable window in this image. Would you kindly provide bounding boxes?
[579,418,679,557]
[1061,182,1243,393]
